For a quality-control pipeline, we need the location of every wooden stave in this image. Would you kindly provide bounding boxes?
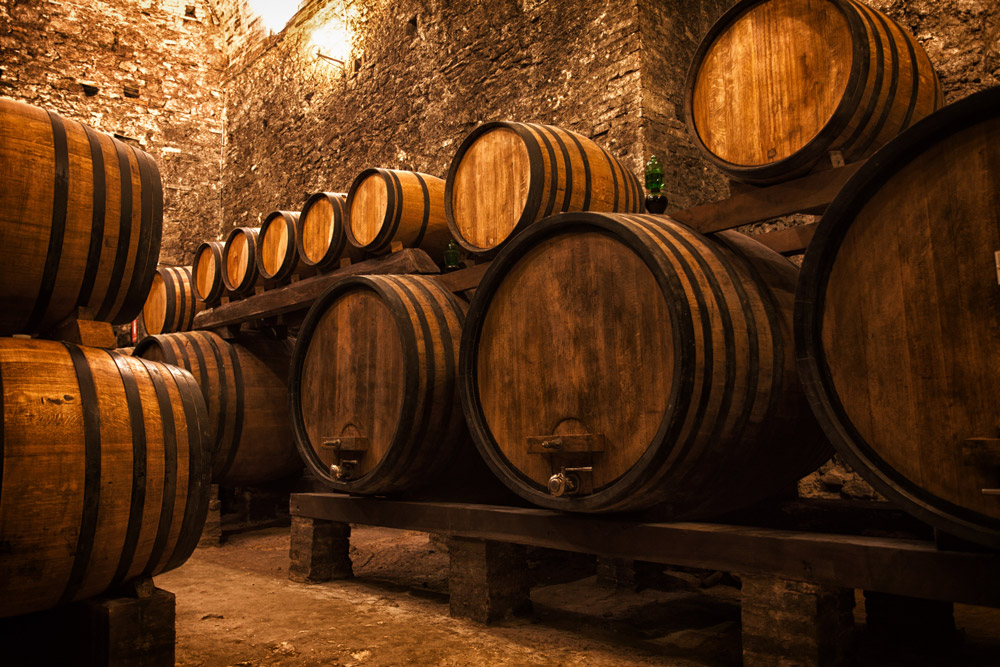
[134,330,301,487]
[296,192,362,271]
[289,274,468,495]
[795,87,1000,550]
[142,266,203,335]
[459,211,829,515]
[257,210,309,283]
[0,98,163,335]
[683,0,942,185]
[221,227,261,296]
[344,168,451,258]
[193,241,226,304]
[444,120,645,257]
[0,339,210,618]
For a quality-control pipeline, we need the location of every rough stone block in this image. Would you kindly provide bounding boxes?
[288,516,352,583]
[197,483,222,548]
[447,536,531,625]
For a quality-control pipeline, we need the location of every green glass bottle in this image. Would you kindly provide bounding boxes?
[443,239,461,271]
[644,154,668,214]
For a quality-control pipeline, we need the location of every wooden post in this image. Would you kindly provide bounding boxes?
[446,536,531,624]
[741,574,855,667]
[288,516,352,583]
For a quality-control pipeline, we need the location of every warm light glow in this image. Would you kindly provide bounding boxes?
[312,21,352,65]
[247,0,298,33]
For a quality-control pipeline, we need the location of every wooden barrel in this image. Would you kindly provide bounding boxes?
[461,211,830,515]
[289,275,469,495]
[221,227,261,296]
[257,210,312,283]
[193,241,226,304]
[134,331,302,486]
[684,0,943,185]
[0,339,210,618]
[345,169,451,258]
[795,87,1000,550]
[0,98,163,336]
[296,192,364,271]
[141,266,204,335]
[445,121,644,257]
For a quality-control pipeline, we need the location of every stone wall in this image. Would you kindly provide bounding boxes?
[0,0,225,265]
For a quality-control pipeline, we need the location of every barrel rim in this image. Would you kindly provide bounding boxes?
[289,274,421,494]
[345,168,395,252]
[221,227,259,295]
[257,210,299,281]
[193,241,225,303]
[794,86,1000,549]
[297,191,348,270]
[460,211,701,511]
[683,0,872,184]
[444,121,545,258]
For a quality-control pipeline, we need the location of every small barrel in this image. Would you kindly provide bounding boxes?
[796,87,1000,550]
[193,241,227,304]
[296,192,364,271]
[257,210,312,283]
[445,121,644,257]
[134,330,301,486]
[141,266,204,335]
[289,275,470,495]
[0,98,163,336]
[221,227,261,296]
[345,169,451,258]
[684,0,943,185]
[0,339,210,618]
[461,211,830,516]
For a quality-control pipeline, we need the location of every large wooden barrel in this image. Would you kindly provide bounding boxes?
[345,169,451,258]
[795,87,1000,549]
[289,275,470,495]
[193,241,227,304]
[0,339,210,618]
[141,266,204,335]
[684,0,943,185]
[445,121,644,257]
[296,192,364,271]
[0,98,163,335]
[134,331,301,486]
[221,227,261,296]
[258,210,312,283]
[461,212,830,515]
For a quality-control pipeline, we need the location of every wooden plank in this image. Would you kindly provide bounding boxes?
[748,221,819,255]
[671,162,863,234]
[192,248,440,330]
[433,261,491,294]
[290,493,1000,607]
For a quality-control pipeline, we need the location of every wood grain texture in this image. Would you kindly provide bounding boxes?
[0,98,162,335]
[0,339,210,618]
[686,0,943,184]
[222,227,260,296]
[193,241,226,304]
[796,87,1000,549]
[462,211,829,515]
[290,275,468,495]
[135,331,301,486]
[141,266,204,335]
[346,169,452,258]
[297,192,364,271]
[445,121,644,256]
[258,210,313,283]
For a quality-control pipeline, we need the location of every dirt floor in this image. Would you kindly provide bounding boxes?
[156,526,1000,667]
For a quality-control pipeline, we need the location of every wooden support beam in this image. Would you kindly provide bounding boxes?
[432,261,491,294]
[749,221,819,256]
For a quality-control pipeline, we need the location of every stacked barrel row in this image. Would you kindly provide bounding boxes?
[0,98,212,618]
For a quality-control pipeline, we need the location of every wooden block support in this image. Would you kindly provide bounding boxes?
[42,307,117,348]
[288,516,352,583]
[446,536,531,624]
[741,574,855,667]
[197,484,222,548]
[863,591,956,646]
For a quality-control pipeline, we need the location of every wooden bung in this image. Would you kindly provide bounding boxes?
[0,339,210,618]
[296,192,364,271]
[460,211,830,515]
[258,210,314,284]
[445,121,644,257]
[134,331,301,486]
[192,241,227,304]
[795,87,1000,550]
[0,98,163,336]
[685,0,943,185]
[345,168,451,259]
[221,226,261,296]
[289,275,482,496]
[141,265,205,335]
